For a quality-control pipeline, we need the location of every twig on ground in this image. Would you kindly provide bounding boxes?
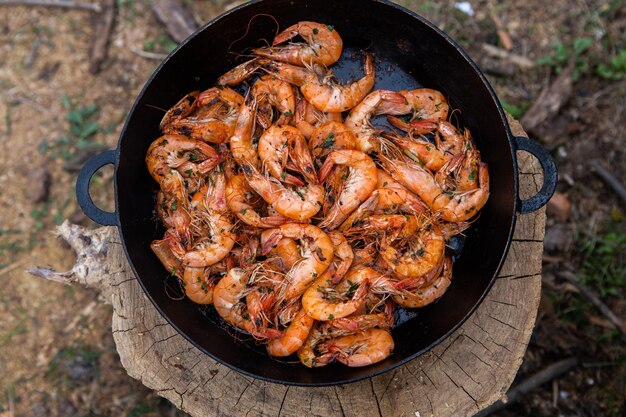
[521,61,574,134]
[475,357,579,416]
[488,12,513,50]
[25,36,41,68]
[481,43,534,69]
[0,258,29,277]
[557,270,626,337]
[152,0,198,43]
[129,46,168,60]
[0,0,100,12]
[592,160,626,207]
[89,0,115,74]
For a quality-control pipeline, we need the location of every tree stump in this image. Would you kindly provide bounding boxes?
[38,117,545,417]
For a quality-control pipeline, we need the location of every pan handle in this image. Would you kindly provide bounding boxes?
[75,150,119,226]
[514,136,558,214]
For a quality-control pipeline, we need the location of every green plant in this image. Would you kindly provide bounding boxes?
[143,33,178,54]
[46,345,101,386]
[30,201,51,231]
[537,37,593,81]
[596,48,626,80]
[577,223,626,298]
[39,96,105,161]
[499,99,529,119]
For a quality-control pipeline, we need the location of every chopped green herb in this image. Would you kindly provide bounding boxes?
[328,314,334,319]
[170,267,177,276]
[284,110,293,117]
[468,171,476,180]
[313,28,319,35]
[326,25,334,31]
[240,209,248,214]
[185,168,194,176]
[382,181,388,187]
[188,152,198,161]
[281,172,287,180]
[170,201,178,211]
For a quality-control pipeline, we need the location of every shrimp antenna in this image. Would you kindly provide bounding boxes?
[227,13,281,56]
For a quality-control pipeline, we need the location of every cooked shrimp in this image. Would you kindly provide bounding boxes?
[253,21,342,67]
[150,239,183,278]
[163,87,244,144]
[317,150,378,230]
[217,57,264,86]
[301,53,375,112]
[243,163,324,221]
[225,174,287,228]
[324,230,354,284]
[393,253,444,291]
[344,90,407,153]
[390,88,449,127]
[387,115,438,135]
[261,223,334,301]
[266,308,315,357]
[295,96,343,139]
[436,121,468,159]
[344,214,420,244]
[258,125,316,185]
[156,191,192,249]
[308,121,357,169]
[455,148,481,192]
[327,311,394,333]
[393,257,453,308]
[251,75,296,127]
[183,172,237,267]
[146,135,223,199]
[213,267,252,330]
[318,328,394,367]
[301,271,369,321]
[263,54,375,113]
[384,132,447,172]
[379,218,444,279]
[182,266,221,305]
[229,102,260,168]
[213,267,278,339]
[379,154,490,222]
[339,172,427,232]
[160,91,199,131]
[298,326,338,368]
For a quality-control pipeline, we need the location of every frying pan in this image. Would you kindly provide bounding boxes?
[75,0,557,386]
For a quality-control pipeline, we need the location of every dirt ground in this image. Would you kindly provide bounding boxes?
[0,0,624,416]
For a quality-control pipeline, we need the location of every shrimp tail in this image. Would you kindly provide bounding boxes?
[387,116,438,134]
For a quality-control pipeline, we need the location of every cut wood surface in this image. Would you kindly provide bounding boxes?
[44,116,545,416]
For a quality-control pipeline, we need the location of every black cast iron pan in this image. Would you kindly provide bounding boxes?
[75,0,557,386]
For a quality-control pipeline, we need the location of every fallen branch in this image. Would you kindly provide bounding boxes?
[129,46,168,60]
[152,0,197,43]
[521,61,574,134]
[475,357,579,416]
[557,271,626,337]
[89,0,115,74]
[488,12,513,50]
[481,43,534,69]
[592,160,626,207]
[0,0,100,12]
